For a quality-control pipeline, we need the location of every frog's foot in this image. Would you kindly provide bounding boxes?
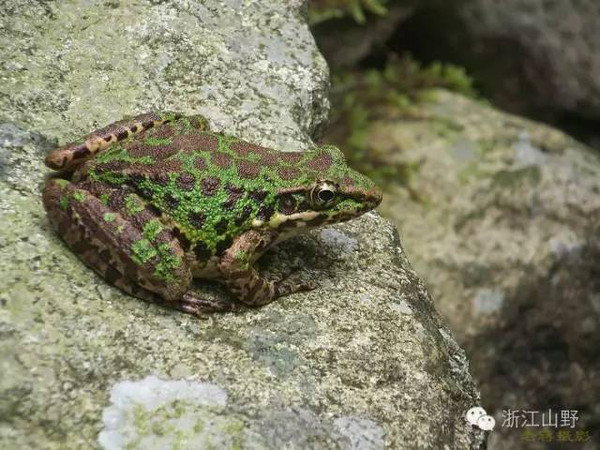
[175,291,240,316]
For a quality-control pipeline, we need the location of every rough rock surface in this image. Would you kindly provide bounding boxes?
[0,2,482,449]
[375,90,600,449]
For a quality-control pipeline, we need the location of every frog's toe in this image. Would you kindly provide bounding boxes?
[274,276,317,297]
[176,291,239,316]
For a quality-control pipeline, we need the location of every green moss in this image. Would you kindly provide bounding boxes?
[323,56,477,191]
[492,166,541,189]
[104,212,116,222]
[309,0,388,24]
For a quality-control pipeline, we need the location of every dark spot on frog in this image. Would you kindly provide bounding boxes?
[194,156,207,171]
[129,173,146,187]
[277,167,300,181]
[222,183,245,209]
[153,229,173,245]
[188,211,206,228]
[130,209,156,230]
[193,241,212,259]
[98,249,112,262]
[73,147,91,160]
[278,195,296,215]
[176,133,219,153]
[307,153,332,172]
[304,214,327,228]
[108,190,127,210]
[249,190,268,204]
[238,161,261,179]
[163,192,179,209]
[202,176,220,196]
[96,160,129,173]
[216,236,233,255]
[117,130,128,140]
[150,172,170,186]
[142,120,155,130]
[172,228,191,251]
[214,218,229,234]
[257,204,274,221]
[211,152,231,169]
[103,136,112,143]
[105,264,121,284]
[231,140,271,157]
[176,172,195,191]
[235,205,253,226]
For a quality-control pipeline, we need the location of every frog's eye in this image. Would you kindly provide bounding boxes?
[311,182,337,208]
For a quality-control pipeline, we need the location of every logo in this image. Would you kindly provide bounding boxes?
[466,406,496,431]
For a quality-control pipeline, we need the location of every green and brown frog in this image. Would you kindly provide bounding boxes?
[43,112,382,315]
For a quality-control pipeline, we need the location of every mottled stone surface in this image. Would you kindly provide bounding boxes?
[375,89,600,449]
[0,0,329,152]
[0,2,482,449]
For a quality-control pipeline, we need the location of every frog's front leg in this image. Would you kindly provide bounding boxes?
[219,230,315,306]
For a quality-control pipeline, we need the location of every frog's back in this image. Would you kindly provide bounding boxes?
[83,121,327,254]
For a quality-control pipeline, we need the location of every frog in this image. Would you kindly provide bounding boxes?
[43,112,382,316]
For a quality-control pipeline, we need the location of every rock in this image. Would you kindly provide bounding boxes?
[385,0,600,143]
[312,3,413,70]
[374,89,600,448]
[457,0,600,124]
[0,2,482,449]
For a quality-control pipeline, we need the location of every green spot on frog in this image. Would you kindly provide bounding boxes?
[143,219,163,241]
[144,137,173,147]
[125,194,145,215]
[100,193,110,205]
[55,179,69,188]
[73,191,86,202]
[104,212,116,222]
[131,239,157,264]
[154,242,181,281]
[59,196,69,210]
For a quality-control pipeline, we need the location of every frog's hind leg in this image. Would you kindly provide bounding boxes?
[42,179,229,315]
[45,111,209,172]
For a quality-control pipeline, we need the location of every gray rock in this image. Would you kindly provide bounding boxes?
[457,0,600,124]
[0,2,482,449]
[377,89,600,449]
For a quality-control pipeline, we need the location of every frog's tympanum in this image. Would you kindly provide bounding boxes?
[43,112,382,315]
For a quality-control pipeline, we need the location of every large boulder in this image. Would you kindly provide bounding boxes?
[0,2,483,449]
[375,89,600,448]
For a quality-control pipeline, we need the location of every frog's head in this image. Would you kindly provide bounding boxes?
[267,145,382,231]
